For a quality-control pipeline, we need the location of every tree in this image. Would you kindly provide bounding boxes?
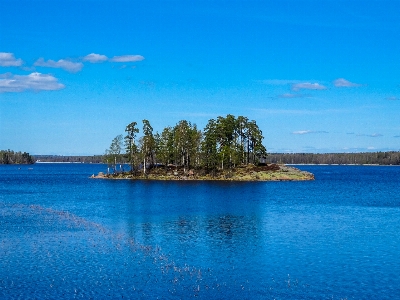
[104,134,123,173]
[155,126,174,166]
[173,120,191,172]
[171,120,203,172]
[236,116,249,165]
[0,150,34,164]
[216,114,237,170]
[247,120,267,164]
[125,122,139,174]
[190,124,203,168]
[141,119,155,174]
[202,119,219,174]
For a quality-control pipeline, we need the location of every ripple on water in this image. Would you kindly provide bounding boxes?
[0,202,252,299]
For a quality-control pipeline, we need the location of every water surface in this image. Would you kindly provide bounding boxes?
[1,164,400,299]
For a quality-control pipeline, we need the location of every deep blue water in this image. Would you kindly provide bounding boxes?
[1,164,400,299]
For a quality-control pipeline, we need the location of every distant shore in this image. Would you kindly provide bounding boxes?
[91,164,315,182]
[31,151,400,165]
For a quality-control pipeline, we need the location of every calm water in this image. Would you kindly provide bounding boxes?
[1,164,400,299]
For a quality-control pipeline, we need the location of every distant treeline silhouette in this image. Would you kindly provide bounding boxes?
[1,150,35,164]
[31,151,400,165]
[267,151,400,165]
[34,155,103,163]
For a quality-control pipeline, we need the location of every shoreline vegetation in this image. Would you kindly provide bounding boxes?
[0,150,34,165]
[91,163,315,181]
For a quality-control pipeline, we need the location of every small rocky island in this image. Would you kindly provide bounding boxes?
[91,164,314,181]
[94,115,314,182]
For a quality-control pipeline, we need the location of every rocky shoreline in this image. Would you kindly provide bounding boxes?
[91,164,314,181]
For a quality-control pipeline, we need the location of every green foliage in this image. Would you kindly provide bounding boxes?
[172,120,201,171]
[0,150,34,164]
[202,119,218,171]
[140,119,156,173]
[155,126,175,166]
[104,114,268,174]
[125,122,139,173]
[104,134,124,172]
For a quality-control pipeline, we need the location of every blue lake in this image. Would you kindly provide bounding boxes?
[1,164,400,299]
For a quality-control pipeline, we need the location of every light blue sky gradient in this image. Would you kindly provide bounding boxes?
[1,0,400,155]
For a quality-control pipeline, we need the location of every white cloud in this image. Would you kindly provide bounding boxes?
[333,78,361,87]
[0,72,65,92]
[110,55,145,62]
[83,53,108,63]
[292,130,329,135]
[292,82,327,91]
[293,130,312,135]
[0,52,24,67]
[34,58,83,73]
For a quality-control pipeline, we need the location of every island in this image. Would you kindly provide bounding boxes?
[92,114,314,181]
[91,163,314,181]
[0,150,35,164]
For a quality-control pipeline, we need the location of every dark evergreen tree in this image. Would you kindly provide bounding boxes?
[125,122,139,174]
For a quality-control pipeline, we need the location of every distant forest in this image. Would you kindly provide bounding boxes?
[34,155,103,164]
[4,151,400,166]
[0,150,35,164]
[32,152,400,165]
[267,151,400,165]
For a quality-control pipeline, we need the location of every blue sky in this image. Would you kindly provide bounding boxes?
[1,0,400,155]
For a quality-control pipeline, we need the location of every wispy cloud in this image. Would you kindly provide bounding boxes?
[83,53,108,63]
[278,93,310,98]
[333,78,361,87]
[0,52,24,67]
[110,55,145,62]
[357,133,383,137]
[255,109,317,115]
[292,82,327,91]
[261,79,300,85]
[386,96,398,101]
[292,130,329,135]
[34,58,83,73]
[369,133,383,137]
[0,72,65,92]
[254,108,349,115]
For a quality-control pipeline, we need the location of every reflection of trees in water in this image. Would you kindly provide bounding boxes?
[1,203,250,298]
[206,215,258,243]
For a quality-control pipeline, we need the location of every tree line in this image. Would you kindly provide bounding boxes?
[104,115,267,174]
[267,151,400,165]
[34,155,103,163]
[0,150,35,164]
